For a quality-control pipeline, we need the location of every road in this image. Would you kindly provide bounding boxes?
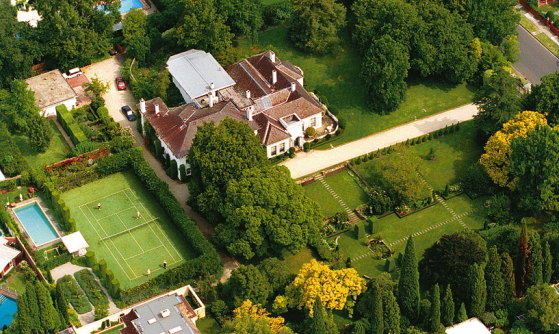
[281,104,479,179]
[514,25,559,84]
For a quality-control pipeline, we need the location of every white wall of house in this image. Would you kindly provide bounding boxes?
[158,136,191,179]
[302,114,322,130]
[172,77,196,105]
[266,138,291,158]
[43,97,77,117]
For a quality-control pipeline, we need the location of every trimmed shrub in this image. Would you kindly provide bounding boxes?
[368,217,376,234]
[0,180,16,192]
[166,160,178,179]
[58,275,92,314]
[85,251,96,267]
[179,164,187,181]
[305,127,316,138]
[71,141,100,157]
[56,105,87,145]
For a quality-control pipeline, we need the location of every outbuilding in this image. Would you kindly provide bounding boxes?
[25,70,77,117]
[61,232,89,257]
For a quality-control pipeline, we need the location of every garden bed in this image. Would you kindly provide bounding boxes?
[74,269,109,310]
[58,274,93,314]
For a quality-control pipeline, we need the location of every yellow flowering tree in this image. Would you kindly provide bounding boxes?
[278,259,367,316]
[480,111,547,189]
[233,300,288,333]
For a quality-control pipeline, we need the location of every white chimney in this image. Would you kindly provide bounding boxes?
[208,94,214,108]
[269,51,276,63]
[161,309,171,318]
[272,70,277,85]
[247,106,253,121]
[246,90,251,99]
[155,104,160,115]
[290,82,296,92]
[209,82,215,90]
[140,98,146,113]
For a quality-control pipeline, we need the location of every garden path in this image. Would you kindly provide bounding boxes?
[282,104,478,178]
[316,175,360,224]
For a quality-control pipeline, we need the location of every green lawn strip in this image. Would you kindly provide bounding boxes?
[58,275,92,314]
[74,269,109,309]
[197,317,221,333]
[13,120,71,169]
[99,325,124,334]
[444,195,487,230]
[323,170,368,210]
[535,33,559,57]
[234,27,474,147]
[303,180,344,218]
[62,172,196,289]
[281,248,316,275]
[520,15,540,33]
[262,0,287,4]
[5,272,26,294]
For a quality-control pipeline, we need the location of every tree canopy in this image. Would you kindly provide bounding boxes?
[122,9,150,63]
[524,285,559,332]
[528,72,559,126]
[217,0,264,39]
[466,0,519,45]
[228,264,272,307]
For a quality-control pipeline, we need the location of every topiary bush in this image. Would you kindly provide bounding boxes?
[305,126,316,138]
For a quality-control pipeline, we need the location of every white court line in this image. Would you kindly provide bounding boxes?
[124,244,165,261]
[116,214,144,252]
[79,188,132,208]
[148,223,180,263]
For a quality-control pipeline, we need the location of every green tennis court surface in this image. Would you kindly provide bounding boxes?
[62,172,196,289]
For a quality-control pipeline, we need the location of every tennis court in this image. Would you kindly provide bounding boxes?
[62,172,196,289]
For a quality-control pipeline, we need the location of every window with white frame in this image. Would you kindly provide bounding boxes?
[279,142,286,153]
[310,117,317,127]
[271,146,277,156]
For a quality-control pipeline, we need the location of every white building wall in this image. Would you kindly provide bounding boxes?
[266,138,291,158]
[302,114,322,130]
[158,135,191,179]
[172,77,195,105]
[43,97,77,117]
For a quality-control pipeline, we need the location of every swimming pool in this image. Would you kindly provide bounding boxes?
[0,295,17,328]
[13,202,59,246]
[118,0,144,14]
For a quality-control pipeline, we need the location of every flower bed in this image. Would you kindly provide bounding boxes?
[74,269,109,309]
[58,274,92,314]
[368,239,392,259]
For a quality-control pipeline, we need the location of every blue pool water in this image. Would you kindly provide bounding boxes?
[0,296,17,328]
[119,0,144,14]
[14,202,59,246]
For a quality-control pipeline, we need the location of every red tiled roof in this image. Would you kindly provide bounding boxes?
[120,310,140,334]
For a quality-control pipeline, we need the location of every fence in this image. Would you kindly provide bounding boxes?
[520,0,559,37]
[14,237,47,283]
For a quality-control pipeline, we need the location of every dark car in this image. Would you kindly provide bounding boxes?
[109,49,118,56]
[115,77,126,91]
[121,106,136,121]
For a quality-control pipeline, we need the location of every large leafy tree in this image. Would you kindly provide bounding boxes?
[398,237,420,321]
[466,0,519,45]
[231,300,291,333]
[524,285,559,333]
[215,166,322,260]
[361,35,410,114]
[529,72,559,126]
[217,0,263,39]
[419,231,487,303]
[122,9,150,63]
[227,265,272,307]
[290,0,346,54]
[509,126,559,215]
[485,246,505,311]
[222,314,295,334]
[474,68,523,137]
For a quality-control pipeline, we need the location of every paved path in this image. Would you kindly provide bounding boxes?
[281,104,478,179]
[316,175,360,224]
[514,25,559,84]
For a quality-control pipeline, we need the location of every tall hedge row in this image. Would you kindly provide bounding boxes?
[41,182,76,233]
[56,105,87,145]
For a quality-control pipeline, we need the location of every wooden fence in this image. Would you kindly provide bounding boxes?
[520,0,559,37]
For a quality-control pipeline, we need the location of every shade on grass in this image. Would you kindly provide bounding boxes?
[303,180,344,219]
[13,120,71,169]
[61,172,196,289]
[233,27,474,147]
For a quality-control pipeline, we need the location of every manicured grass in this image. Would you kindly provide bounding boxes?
[281,248,315,275]
[234,27,475,147]
[99,325,124,334]
[5,272,26,294]
[13,121,71,169]
[303,180,344,218]
[520,15,540,33]
[197,317,221,333]
[535,32,559,57]
[61,172,196,289]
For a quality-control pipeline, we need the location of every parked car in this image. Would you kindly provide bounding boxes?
[62,67,82,79]
[121,106,136,121]
[109,49,118,56]
[115,77,126,90]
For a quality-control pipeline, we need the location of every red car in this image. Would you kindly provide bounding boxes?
[115,77,126,90]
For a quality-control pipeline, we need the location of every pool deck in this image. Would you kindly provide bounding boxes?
[9,198,63,250]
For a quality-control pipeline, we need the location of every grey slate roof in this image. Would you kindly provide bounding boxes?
[167,50,235,99]
[131,294,197,334]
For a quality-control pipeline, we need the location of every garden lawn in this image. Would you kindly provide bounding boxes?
[520,15,540,33]
[197,317,221,333]
[535,32,559,57]
[303,180,344,218]
[99,325,124,334]
[281,248,316,275]
[61,172,197,289]
[13,120,71,169]
[234,27,475,147]
[5,272,26,294]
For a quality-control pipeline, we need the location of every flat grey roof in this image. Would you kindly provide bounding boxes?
[131,294,197,334]
[25,70,77,109]
[167,49,236,99]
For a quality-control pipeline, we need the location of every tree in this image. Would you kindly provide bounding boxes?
[542,241,553,283]
[215,166,322,260]
[382,289,400,334]
[305,297,337,334]
[474,68,523,137]
[529,72,559,126]
[84,77,109,98]
[524,285,559,333]
[258,258,293,295]
[429,284,441,333]
[516,223,530,297]
[466,0,519,45]
[469,263,486,317]
[35,282,60,332]
[222,315,295,334]
[480,111,547,189]
[352,319,369,334]
[456,302,468,323]
[232,300,291,333]
[420,231,487,303]
[281,259,367,315]
[441,285,455,326]
[509,125,559,215]
[485,246,505,311]
[290,0,346,54]
[27,115,53,152]
[528,232,543,287]
[122,9,150,63]
[501,252,516,301]
[227,265,272,307]
[174,0,233,53]
[370,283,384,334]
[398,236,420,321]
[217,0,263,39]
[361,35,410,114]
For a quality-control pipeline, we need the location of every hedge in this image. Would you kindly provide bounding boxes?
[58,275,93,314]
[56,105,87,145]
[85,251,121,299]
[41,182,76,233]
[94,148,223,303]
[74,269,109,309]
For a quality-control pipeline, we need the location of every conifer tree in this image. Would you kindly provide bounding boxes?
[469,263,486,317]
[485,246,504,311]
[306,297,331,334]
[515,223,531,296]
[370,283,384,334]
[397,236,420,321]
[501,252,515,301]
[55,283,70,325]
[456,302,468,323]
[382,288,400,334]
[36,281,60,332]
[429,284,441,333]
[528,233,543,286]
[441,285,455,326]
[352,319,368,334]
[25,283,41,332]
[543,241,553,283]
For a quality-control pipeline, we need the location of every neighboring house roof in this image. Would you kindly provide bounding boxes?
[128,294,199,334]
[446,318,491,334]
[25,70,77,109]
[167,50,235,100]
[60,232,89,254]
[0,238,20,270]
